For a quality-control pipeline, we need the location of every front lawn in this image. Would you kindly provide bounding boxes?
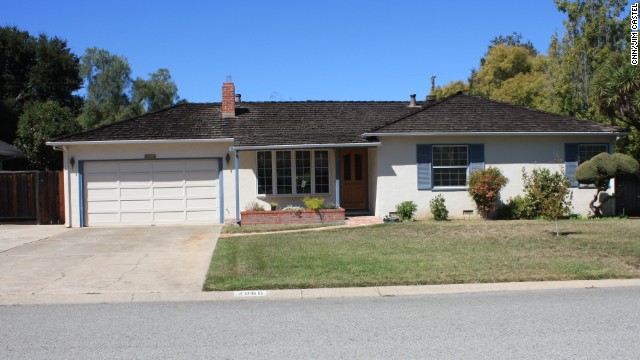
[204,220,640,291]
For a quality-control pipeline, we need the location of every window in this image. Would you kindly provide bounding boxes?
[295,150,311,194]
[257,150,330,195]
[257,151,273,195]
[315,151,330,194]
[276,151,292,194]
[432,145,468,187]
[578,144,608,164]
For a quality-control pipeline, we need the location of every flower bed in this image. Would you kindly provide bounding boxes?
[240,208,345,226]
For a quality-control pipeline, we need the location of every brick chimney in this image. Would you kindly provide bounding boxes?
[222,76,235,118]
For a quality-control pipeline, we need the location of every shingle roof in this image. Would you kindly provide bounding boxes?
[51,93,622,146]
[52,101,420,146]
[0,140,23,158]
[52,103,234,142]
[369,94,621,134]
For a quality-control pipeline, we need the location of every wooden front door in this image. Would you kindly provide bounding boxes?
[340,148,368,210]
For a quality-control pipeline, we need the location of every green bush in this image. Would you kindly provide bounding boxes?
[467,167,508,219]
[303,196,325,210]
[497,195,534,220]
[395,201,418,221]
[522,168,572,220]
[429,195,449,221]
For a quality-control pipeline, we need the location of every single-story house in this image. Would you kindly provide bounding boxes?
[47,80,624,227]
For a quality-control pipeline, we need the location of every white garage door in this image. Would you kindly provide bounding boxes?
[83,159,219,226]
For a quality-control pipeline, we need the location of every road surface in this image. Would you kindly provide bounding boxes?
[1,287,638,359]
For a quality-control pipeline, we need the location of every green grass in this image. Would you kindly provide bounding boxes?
[204,220,640,291]
[222,222,345,234]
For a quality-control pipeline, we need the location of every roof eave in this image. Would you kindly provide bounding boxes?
[231,142,381,151]
[363,131,627,137]
[46,138,235,146]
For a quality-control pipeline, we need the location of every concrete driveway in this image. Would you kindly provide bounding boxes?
[0,225,220,295]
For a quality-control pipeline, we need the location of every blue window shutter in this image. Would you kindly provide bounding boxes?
[417,144,432,190]
[468,144,485,173]
[565,143,579,187]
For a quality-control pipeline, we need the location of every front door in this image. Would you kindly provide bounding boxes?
[340,148,368,210]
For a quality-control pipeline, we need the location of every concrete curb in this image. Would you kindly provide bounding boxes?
[1,279,639,306]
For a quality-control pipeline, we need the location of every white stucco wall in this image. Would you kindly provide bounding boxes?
[374,135,617,219]
[62,142,235,227]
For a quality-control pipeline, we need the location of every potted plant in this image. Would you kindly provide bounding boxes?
[270,202,278,211]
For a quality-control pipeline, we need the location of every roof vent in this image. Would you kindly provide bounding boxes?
[409,94,418,107]
[235,94,241,103]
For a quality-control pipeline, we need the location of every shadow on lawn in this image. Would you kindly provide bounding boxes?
[546,231,583,236]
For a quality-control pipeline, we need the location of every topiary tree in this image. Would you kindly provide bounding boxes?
[468,167,508,219]
[575,152,639,217]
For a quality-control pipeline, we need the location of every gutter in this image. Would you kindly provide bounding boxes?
[46,138,235,146]
[231,142,381,151]
[362,132,628,137]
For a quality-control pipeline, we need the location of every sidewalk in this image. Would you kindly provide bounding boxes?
[2,278,639,306]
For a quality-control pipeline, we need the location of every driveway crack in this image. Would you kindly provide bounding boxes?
[97,253,149,292]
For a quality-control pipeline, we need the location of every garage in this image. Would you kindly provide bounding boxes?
[81,159,221,226]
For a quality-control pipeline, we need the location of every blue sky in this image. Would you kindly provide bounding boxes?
[0,1,606,102]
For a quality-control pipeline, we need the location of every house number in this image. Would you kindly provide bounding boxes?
[234,290,268,297]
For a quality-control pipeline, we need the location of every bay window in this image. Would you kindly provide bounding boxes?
[257,150,330,195]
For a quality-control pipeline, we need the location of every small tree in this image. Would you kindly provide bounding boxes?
[522,168,573,236]
[575,152,639,217]
[468,167,508,219]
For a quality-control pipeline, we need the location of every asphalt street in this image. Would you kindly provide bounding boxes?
[1,286,639,359]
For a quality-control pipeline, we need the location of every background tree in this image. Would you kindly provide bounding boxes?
[132,69,179,113]
[431,80,468,100]
[79,48,181,129]
[548,0,627,119]
[575,152,639,217]
[0,26,81,144]
[78,47,136,129]
[14,101,80,170]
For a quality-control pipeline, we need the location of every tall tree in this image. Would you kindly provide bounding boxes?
[14,101,80,170]
[0,26,81,144]
[79,49,181,128]
[78,47,136,129]
[548,0,627,118]
[132,68,179,113]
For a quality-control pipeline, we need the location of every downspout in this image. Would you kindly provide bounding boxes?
[235,150,240,224]
[63,146,72,228]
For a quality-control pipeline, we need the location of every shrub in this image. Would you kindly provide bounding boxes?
[282,205,303,211]
[303,196,325,210]
[497,195,534,220]
[321,201,337,209]
[395,201,418,221]
[245,201,266,212]
[429,195,449,221]
[467,167,508,219]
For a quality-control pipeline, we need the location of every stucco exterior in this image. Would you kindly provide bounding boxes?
[373,135,617,219]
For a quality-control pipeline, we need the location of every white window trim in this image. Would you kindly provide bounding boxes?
[432,145,469,189]
[257,150,331,196]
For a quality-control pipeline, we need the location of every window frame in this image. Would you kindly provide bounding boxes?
[578,143,609,164]
[432,145,469,189]
[256,149,331,196]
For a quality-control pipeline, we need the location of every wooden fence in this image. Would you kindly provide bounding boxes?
[0,171,65,224]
